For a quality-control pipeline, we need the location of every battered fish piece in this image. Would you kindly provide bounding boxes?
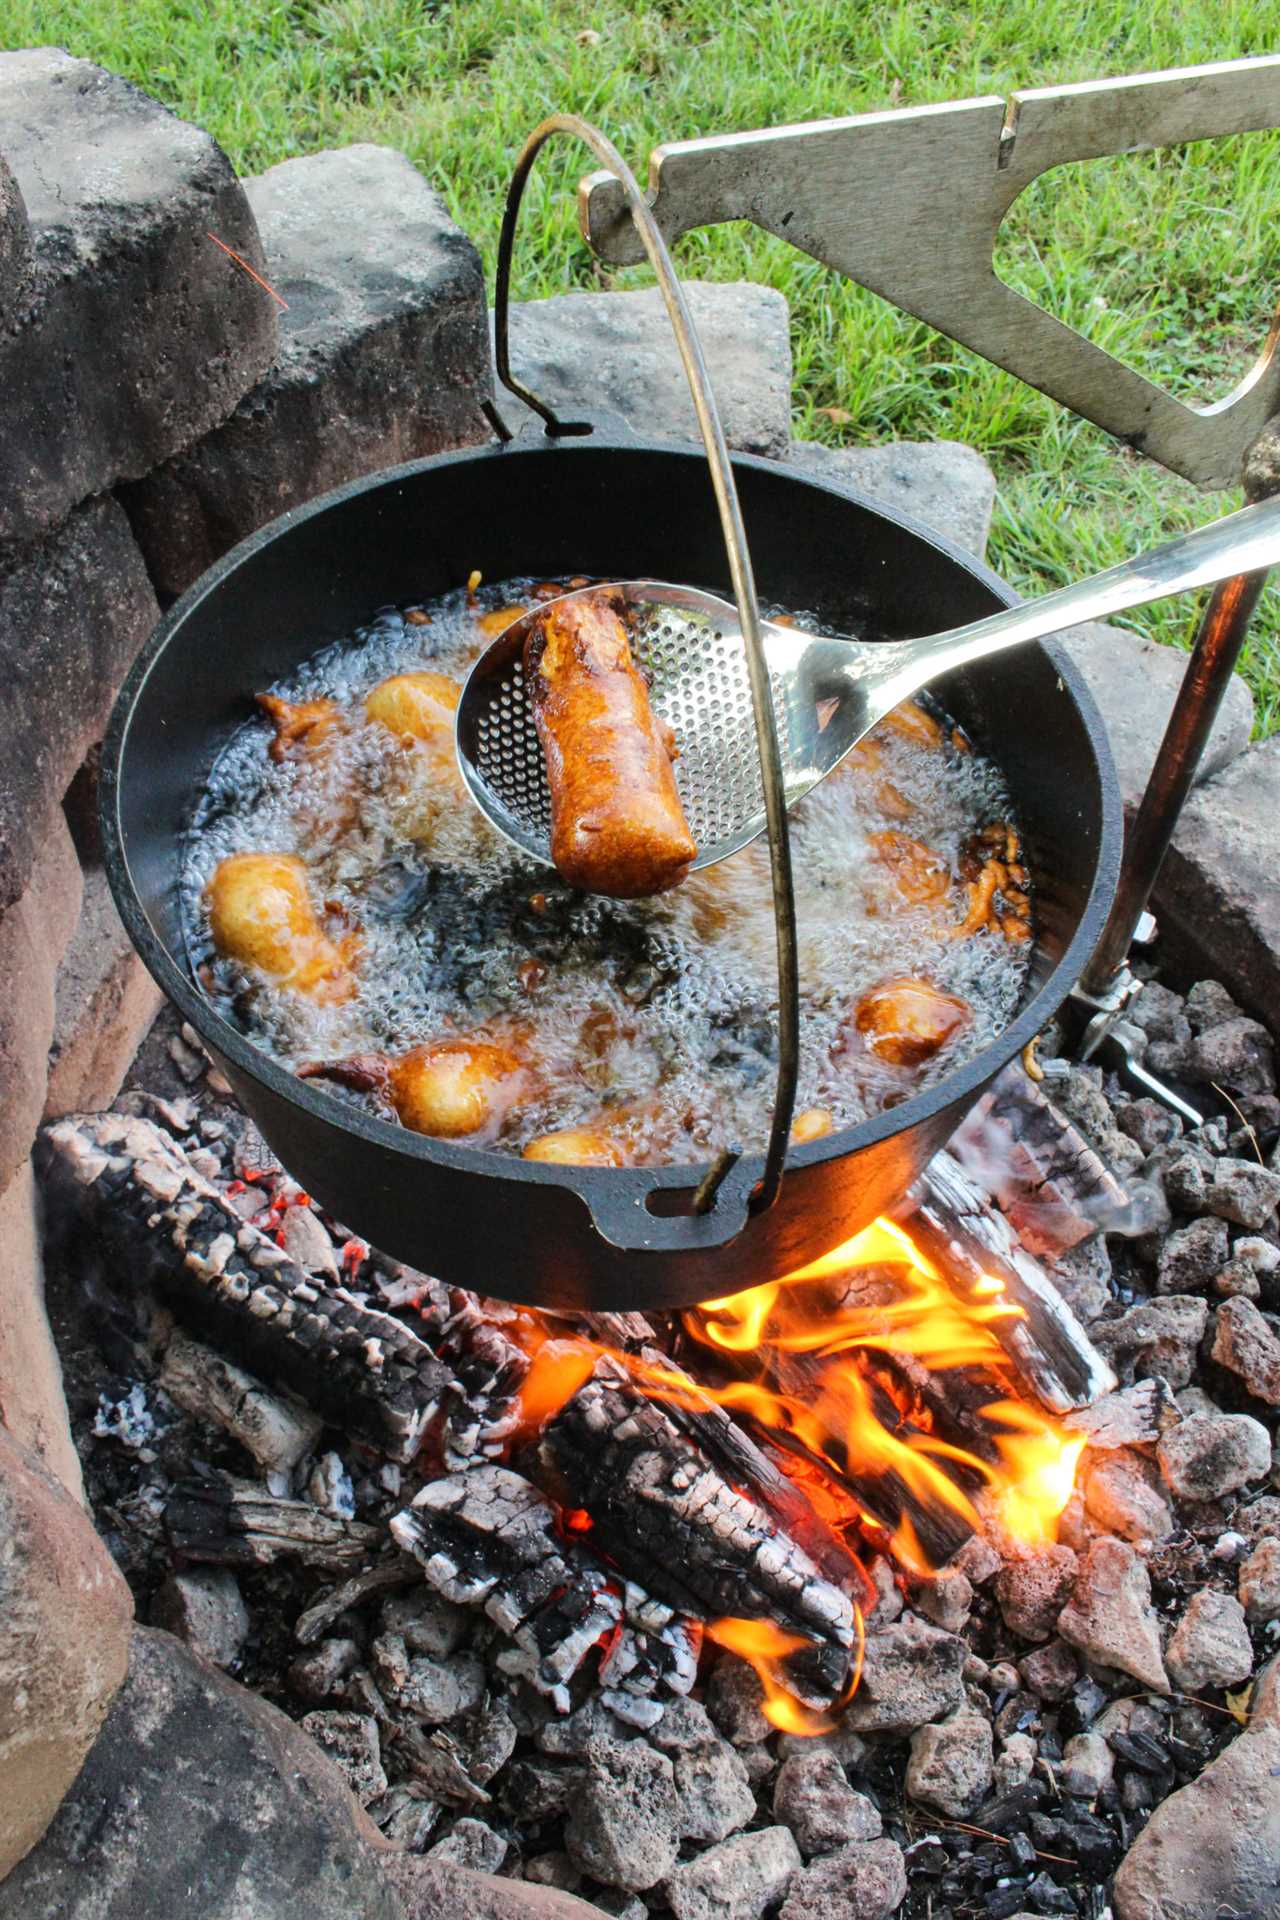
[365,671,460,745]
[525,591,697,898]
[303,1035,532,1143]
[206,853,358,1003]
[848,978,971,1068]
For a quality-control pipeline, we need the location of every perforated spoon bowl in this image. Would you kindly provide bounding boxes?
[456,493,1280,873]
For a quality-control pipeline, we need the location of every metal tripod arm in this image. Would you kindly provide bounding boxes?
[581,56,1280,490]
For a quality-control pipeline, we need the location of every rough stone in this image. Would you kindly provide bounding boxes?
[380,1585,470,1657]
[1165,1589,1254,1692]
[1116,1096,1185,1154]
[707,1653,773,1745]
[1156,736,1280,1035]
[994,1545,1079,1642]
[773,1748,881,1855]
[673,1737,757,1844]
[0,494,159,921]
[1062,620,1254,819]
[1017,1639,1078,1703]
[289,1636,361,1703]
[43,863,163,1120]
[0,50,276,545]
[1213,1296,1280,1404]
[664,1824,802,1920]
[1190,1017,1276,1095]
[4,1627,598,1918]
[787,438,996,558]
[0,1159,83,1499]
[150,1567,249,1670]
[842,1616,968,1733]
[914,1566,973,1633]
[563,1740,680,1890]
[427,1818,508,1873]
[124,143,491,598]
[1240,1538,1280,1621]
[994,1730,1038,1790]
[1112,1721,1280,1920]
[1061,1729,1114,1799]
[0,147,33,323]
[0,1424,132,1879]
[1157,1216,1230,1294]
[499,281,792,456]
[0,814,82,1192]
[1158,1411,1272,1501]
[905,1708,994,1817]
[1202,1159,1280,1230]
[300,1709,388,1806]
[1084,1449,1175,1543]
[397,1650,486,1725]
[778,1838,908,1920]
[1093,1295,1210,1390]
[1056,1539,1170,1691]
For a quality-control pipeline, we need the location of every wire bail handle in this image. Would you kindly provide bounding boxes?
[491,114,801,1219]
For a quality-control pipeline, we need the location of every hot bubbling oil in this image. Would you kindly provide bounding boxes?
[181,578,1034,1164]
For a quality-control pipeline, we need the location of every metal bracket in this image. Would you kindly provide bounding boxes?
[582,57,1280,488]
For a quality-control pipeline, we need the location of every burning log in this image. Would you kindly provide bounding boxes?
[166,1471,383,1571]
[39,1112,455,1461]
[390,1464,699,1719]
[536,1370,858,1705]
[949,1060,1132,1257]
[901,1149,1116,1413]
[433,1293,531,1469]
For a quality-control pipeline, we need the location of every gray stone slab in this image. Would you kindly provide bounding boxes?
[786,439,997,560]
[0,49,277,545]
[122,143,493,598]
[0,814,81,1193]
[495,281,792,456]
[0,494,159,916]
[1062,620,1254,817]
[0,149,32,325]
[1153,735,1280,1032]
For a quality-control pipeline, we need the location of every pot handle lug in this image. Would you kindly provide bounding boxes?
[576,1158,758,1254]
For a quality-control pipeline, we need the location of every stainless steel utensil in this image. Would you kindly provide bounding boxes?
[456,492,1280,873]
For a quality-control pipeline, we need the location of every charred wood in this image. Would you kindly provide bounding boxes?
[166,1472,382,1571]
[901,1149,1116,1413]
[40,1112,454,1461]
[295,1557,421,1645]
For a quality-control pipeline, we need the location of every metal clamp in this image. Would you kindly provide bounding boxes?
[491,114,801,1219]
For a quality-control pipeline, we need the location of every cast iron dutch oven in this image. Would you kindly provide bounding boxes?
[101,429,1121,1311]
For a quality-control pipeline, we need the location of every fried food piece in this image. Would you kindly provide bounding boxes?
[525,590,697,898]
[849,978,971,1068]
[257,694,345,762]
[303,1036,532,1142]
[878,698,943,748]
[365,672,461,743]
[207,853,358,1003]
[523,1126,627,1167]
[791,1107,834,1144]
[476,605,531,637]
[843,737,912,819]
[867,830,951,905]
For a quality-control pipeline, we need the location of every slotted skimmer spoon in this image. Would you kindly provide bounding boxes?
[456,491,1280,874]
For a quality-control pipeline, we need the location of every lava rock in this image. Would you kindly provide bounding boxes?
[788,438,997,558]
[1240,1538,1280,1621]
[1017,1640,1078,1704]
[380,1585,471,1658]
[658,1824,800,1920]
[398,1651,486,1724]
[1165,1589,1254,1692]
[1084,1449,1175,1543]
[707,1654,774,1745]
[1112,1720,1280,1920]
[150,1567,249,1669]
[0,1424,133,1878]
[994,1546,1079,1642]
[843,1616,968,1733]
[427,1817,508,1873]
[1061,1730,1115,1799]
[3,1627,599,1919]
[123,143,492,598]
[1056,1539,1169,1692]
[1212,1296,1280,1404]
[994,1729,1038,1789]
[1092,1296,1210,1390]
[1158,1411,1272,1501]
[0,49,276,545]
[1158,1216,1231,1294]
[289,1636,362,1704]
[299,1710,388,1806]
[773,1748,882,1855]
[916,1566,974,1633]
[1117,1098,1185,1154]
[649,1697,721,1750]
[906,1708,995,1817]
[1189,1017,1277,1096]
[563,1741,680,1891]
[1202,1159,1280,1230]
[1130,983,1191,1043]
[778,1837,909,1920]
[673,1737,757,1845]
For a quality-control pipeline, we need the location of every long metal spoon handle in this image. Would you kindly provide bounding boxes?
[874,491,1280,710]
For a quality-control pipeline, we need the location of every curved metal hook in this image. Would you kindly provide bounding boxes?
[492,113,800,1215]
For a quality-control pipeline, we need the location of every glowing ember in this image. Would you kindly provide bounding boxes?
[504,1215,1084,1726]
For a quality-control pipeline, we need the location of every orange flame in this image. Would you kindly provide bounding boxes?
[705,1612,866,1735]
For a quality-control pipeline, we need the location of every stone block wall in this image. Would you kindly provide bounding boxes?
[0,49,493,1502]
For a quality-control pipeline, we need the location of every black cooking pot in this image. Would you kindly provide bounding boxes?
[102,430,1121,1311]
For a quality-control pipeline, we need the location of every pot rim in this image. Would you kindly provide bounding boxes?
[101,429,1122,1223]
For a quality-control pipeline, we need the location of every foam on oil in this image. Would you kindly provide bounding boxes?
[182,579,1033,1163]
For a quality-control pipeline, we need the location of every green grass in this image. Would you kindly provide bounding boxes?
[5,0,1280,727]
